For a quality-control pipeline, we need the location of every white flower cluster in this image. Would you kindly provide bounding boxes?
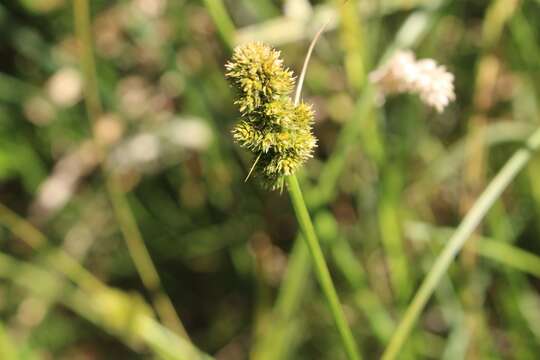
[369,50,455,113]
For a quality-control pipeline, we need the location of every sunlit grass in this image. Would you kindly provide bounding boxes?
[1,0,540,358]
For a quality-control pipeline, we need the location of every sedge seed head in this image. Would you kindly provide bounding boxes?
[226,42,295,114]
[226,42,317,190]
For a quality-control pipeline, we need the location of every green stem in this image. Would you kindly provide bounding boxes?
[0,322,19,359]
[0,202,103,293]
[382,127,540,360]
[283,22,361,360]
[286,175,361,360]
[0,251,212,360]
[73,0,188,339]
[202,0,236,48]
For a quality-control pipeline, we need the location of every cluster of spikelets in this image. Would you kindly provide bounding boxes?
[226,42,316,190]
[369,50,455,113]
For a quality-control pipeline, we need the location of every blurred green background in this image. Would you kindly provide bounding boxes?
[1,0,540,359]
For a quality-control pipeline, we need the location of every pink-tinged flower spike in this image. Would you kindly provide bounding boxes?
[369,50,455,113]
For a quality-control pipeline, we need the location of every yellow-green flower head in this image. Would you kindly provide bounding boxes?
[227,42,317,190]
[225,42,295,114]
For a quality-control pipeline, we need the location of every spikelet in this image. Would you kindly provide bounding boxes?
[225,42,295,114]
[226,42,317,190]
[369,50,455,113]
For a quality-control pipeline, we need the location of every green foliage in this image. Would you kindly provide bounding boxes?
[1,0,540,359]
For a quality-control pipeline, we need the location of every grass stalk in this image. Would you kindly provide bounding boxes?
[0,202,103,292]
[382,126,540,360]
[286,175,361,360]
[0,322,19,359]
[0,251,212,360]
[0,203,212,358]
[408,221,540,279]
[202,0,236,48]
[73,0,188,339]
[280,24,361,360]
